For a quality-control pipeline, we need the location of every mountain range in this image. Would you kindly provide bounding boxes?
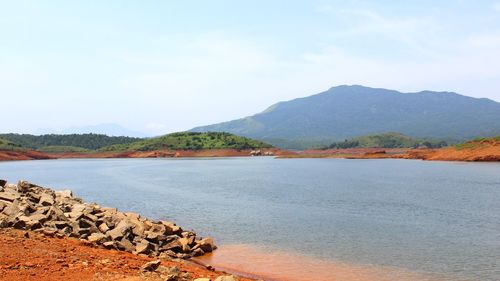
[190,85,500,148]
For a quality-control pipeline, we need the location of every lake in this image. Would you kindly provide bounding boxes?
[1,158,499,280]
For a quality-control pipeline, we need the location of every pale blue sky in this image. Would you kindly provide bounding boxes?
[1,1,500,135]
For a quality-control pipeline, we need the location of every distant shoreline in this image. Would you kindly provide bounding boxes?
[1,139,499,162]
[0,148,286,161]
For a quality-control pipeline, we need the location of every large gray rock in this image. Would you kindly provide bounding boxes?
[195,237,216,253]
[87,232,107,243]
[107,219,131,240]
[39,193,55,206]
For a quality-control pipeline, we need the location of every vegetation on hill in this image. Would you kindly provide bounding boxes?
[0,138,24,151]
[455,136,500,150]
[190,85,500,149]
[37,146,92,153]
[323,133,448,149]
[100,132,273,152]
[0,133,141,150]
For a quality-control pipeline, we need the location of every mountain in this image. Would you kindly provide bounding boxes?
[190,85,500,148]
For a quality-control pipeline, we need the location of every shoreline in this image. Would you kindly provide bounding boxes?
[0,148,289,162]
[0,179,254,281]
[0,145,499,162]
[2,137,499,162]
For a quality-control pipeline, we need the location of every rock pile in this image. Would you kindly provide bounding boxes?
[0,179,216,260]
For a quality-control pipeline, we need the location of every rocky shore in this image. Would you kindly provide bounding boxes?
[0,179,248,281]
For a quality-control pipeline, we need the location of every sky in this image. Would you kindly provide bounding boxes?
[1,0,500,136]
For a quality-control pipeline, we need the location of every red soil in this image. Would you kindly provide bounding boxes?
[0,150,54,161]
[278,141,500,162]
[0,148,286,161]
[1,141,498,162]
[404,138,500,161]
[0,228,253,281]
[277,148,408,159]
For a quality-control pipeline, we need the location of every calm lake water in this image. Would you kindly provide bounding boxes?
[1,158,499,280]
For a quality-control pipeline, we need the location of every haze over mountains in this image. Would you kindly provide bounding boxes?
[191,85,500,148]
[34,123,150,138]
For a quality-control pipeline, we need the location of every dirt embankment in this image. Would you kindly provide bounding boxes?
[404,138,500,161]
[277,148,408,160]
[0,150,54,161]
[58,148,284,158]
[277,140,500,162]
[0,148,286,161]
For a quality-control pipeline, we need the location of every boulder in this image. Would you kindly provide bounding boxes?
[134,240,153,255]
[160,221,182,235]
[87,232,107,244]
[196,237,216,253]
[39,194,55,206]
[98,221,110,233]
[107,220,131,240]
[116,237,135,253]
[161,239,182,252]
[17,180,32,193]
[178,237,191,252]
[0,192,18,203]
[0,201,7,212]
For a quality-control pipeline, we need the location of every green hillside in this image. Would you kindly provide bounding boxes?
[324,133,448,149]
[100,132,272,152]
[0,133,141,150]
[37,146,92,153]
[0,138,24,151]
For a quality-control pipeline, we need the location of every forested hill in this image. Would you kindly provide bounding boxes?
[0,132,272,152]
[324,133,448,149]
[99,132,272,151]
[0,133,141,150]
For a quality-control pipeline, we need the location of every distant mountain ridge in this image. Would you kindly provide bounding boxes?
[190,85,500,148]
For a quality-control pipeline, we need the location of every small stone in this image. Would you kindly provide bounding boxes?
[55,190,73,198]
[214,276,240,281]
[141,259,161,272]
